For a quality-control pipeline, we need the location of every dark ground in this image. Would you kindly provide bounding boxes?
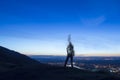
[0,64,120,80]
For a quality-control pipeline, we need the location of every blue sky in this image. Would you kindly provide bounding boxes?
[0,0,120,56]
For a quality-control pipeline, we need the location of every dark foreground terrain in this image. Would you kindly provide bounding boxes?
[0,46,120,80]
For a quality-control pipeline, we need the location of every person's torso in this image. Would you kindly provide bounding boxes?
[67,47,74,56]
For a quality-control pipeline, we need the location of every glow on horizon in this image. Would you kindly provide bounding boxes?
[0,29,120,56]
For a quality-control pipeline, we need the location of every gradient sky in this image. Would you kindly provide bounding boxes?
[0,0,120,56]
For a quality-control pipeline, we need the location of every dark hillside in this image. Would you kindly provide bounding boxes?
[0,46,39,72]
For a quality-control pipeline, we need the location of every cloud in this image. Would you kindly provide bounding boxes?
[81,16,105,26]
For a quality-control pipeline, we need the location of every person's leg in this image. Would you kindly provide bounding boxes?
[71,56,73,68]
[64,56,69,67]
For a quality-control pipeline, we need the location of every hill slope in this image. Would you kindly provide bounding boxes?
[0,46,39,72]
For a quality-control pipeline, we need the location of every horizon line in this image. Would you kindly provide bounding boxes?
[28,54,120,57]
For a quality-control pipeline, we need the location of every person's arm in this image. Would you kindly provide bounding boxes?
[72,46,75,56]
[66,46,69,54]
[73,50,75,56]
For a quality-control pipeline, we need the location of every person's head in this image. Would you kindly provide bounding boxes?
[68,42,73,48]
[69,42,72,45]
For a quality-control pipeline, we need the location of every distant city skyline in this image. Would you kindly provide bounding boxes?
[0,0,120,56]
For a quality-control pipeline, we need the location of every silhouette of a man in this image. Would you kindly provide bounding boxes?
[64,35,75,68]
